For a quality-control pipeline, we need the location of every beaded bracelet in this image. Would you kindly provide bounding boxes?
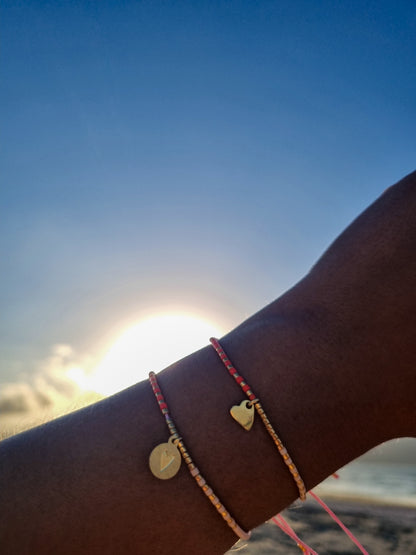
[209,337,307,501]
[148,371,251,541]
[209,338,371,554]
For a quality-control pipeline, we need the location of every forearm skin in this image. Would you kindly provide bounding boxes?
[1,172,415,554]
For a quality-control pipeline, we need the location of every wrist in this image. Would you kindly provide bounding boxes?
[223,303,392,485]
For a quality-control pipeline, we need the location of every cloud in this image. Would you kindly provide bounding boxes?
[0,382,45,413]
[0,344,95,416]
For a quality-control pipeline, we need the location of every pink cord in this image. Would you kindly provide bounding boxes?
[271,492,369,555]
[308,491,369,554]
[272,514,318,554]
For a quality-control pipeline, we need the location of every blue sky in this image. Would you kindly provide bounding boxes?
[1,1,415,416]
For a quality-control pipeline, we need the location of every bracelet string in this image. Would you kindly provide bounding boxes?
[209,337,307,502]
[148,371,251,541]
[209,337,369,554]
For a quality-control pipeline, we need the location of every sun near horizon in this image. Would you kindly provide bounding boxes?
[77,312,225,396]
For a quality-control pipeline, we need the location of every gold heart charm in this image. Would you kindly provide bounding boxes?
[230,400,255,431]
[149,436,181,479]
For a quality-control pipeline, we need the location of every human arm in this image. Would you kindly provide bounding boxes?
[1,171,415,554]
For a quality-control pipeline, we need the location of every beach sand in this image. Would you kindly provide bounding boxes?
[226,499,416,554]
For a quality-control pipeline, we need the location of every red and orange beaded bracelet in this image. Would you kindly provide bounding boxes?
[148,371,251,541]
[209,337,307,501]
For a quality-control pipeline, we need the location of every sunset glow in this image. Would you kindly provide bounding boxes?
[86,313,224,396]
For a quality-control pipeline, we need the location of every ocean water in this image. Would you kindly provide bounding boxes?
[315,461,416,507]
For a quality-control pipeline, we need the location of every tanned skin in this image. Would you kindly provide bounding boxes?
[1,171,415,554]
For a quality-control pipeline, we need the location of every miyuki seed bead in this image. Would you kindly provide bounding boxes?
[209,338,307,502]
[148,371,251,541]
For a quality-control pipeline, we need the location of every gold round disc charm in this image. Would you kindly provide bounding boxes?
[149,436,181,479]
